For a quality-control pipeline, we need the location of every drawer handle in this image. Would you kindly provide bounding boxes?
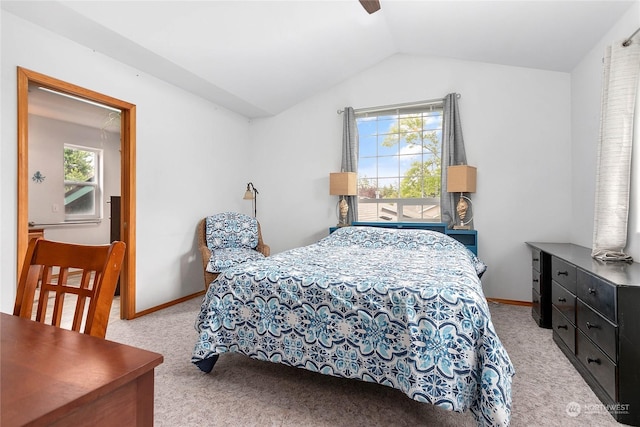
[586,322,599,330]
[557,271,569,276]
[557,324,568,330]
[533,279,539,283]
[533,258,540,262]
[557,297,566,302]
[587,357,601,365]
[588,288,597,295]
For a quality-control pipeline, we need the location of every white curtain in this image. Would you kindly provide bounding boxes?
[592,38,640,261]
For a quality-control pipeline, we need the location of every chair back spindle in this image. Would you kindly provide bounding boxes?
[14,238,126,339]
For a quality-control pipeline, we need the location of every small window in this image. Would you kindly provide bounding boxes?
[64,144,102,221]
[356,104,443,222]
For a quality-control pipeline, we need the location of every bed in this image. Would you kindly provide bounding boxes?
[192,224,514,426]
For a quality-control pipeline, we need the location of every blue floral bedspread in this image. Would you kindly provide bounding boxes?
[192,226,514,426]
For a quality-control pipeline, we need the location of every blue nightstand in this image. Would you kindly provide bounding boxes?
[445,228,478,255]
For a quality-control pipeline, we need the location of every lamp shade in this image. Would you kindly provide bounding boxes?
[243,182,258,200]
[447,165,477,193]
[329,172,357,196]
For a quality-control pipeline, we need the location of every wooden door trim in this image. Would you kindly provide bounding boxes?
[17,67,137,319]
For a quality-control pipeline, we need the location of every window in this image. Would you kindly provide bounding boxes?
[356,103,443,222]
[63,144,102,221]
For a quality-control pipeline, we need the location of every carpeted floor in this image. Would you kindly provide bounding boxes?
[105,298,623,426]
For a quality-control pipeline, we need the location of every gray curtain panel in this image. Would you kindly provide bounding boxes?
[440,93,472,229]
[342,106,359,224]
[591,39,640,262]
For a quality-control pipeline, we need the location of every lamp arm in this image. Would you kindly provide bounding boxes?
[247,182,259,195]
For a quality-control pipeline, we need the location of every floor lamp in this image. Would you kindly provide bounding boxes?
[243,182,258,217]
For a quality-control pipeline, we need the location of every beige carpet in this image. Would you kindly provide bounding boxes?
[105,298,622,426]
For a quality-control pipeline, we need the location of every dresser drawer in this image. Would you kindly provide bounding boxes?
[552,280,576,324]
[552,305,575,352]
[532,269,541,294]
[551,257,576,293]
[577,330,617,401]
[577,270,616,323]
[532,248,541,272]
[576,299,617,361]
[532,288,541,319]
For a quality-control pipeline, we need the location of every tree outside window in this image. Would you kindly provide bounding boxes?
[356,106,443,222]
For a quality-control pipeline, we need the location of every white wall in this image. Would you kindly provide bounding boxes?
[571,3,640,257]
[28,115,120,245]
[2,4,637,312]
[251,53,573,302]
[1,12,253,313]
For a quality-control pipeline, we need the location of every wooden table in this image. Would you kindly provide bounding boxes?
[1,313,163,427]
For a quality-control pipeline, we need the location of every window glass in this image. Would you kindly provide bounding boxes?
[356,105,443,222]
[64,145,102,220]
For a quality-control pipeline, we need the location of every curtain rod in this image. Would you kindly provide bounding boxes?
[623,26,640,47]
[337,94,460,115]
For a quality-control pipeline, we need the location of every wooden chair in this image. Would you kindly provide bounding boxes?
[197,216,270,291]
[13,238,126,339]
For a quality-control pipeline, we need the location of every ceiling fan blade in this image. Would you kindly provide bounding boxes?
[359,0,380,14]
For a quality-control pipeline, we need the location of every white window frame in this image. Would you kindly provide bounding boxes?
[63,144,103,222]
[355,102,443,223]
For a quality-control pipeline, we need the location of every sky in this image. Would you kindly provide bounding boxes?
[356,111,443,194]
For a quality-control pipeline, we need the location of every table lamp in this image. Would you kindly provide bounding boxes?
[447,165,476,229]
[329,172,357,226]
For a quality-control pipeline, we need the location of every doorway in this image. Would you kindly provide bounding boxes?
[17,67,137,319]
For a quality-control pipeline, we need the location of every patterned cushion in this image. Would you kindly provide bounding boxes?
[206,212,259,251]
[206,247,265,273]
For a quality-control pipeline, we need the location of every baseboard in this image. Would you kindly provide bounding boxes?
[486,297,532,307]
[132,290,205,318]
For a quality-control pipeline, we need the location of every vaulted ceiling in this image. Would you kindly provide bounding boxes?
[3,0,637,118]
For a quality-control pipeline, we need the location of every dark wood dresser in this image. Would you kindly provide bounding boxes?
[526,242,640,426]
[110,195,121,295]
[529,246,551,328]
